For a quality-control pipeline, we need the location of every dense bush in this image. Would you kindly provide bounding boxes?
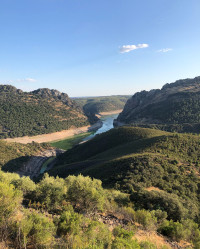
[33,174,67,211]
[158,219,200,244]
[130,190,190,221]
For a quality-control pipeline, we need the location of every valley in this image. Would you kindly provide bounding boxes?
[1,76,200,248]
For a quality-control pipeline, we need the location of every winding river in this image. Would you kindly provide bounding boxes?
[82,113,119,142]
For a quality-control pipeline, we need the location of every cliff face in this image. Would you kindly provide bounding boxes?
[116,76,200,125]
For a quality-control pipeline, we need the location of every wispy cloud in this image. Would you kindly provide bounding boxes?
[157,48,173,53]
[6,78,37,83]
[23,78,37,82]
[120,44,149,53]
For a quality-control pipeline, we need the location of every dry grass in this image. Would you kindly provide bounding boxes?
[135,230,192,249]
[145,187,163,192]
[135,230,171,248]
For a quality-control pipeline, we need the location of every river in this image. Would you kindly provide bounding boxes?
[82,113,119,142]
[39,113,119,174]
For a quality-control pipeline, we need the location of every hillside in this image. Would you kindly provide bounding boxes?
[116,76,200,133]
[0,85,89,138]
[74,95,130,115]
[48,127,200,226]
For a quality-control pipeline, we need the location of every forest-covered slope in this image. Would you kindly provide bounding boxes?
[74,95,130,115]
[116,76,200,133]
[0,85,89,138]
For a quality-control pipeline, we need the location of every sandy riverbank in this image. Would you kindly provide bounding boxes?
[3,109,122,144]
[96,109,122,117]
[4,121,102,144]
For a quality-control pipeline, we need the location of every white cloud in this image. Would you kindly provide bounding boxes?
[6,78,37,83]
[120,44,149,53]
[157,48,173,53]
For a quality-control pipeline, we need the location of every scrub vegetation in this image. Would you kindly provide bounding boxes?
[0,171,199,248]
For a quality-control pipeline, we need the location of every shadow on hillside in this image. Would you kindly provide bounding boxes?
[48,135,170,178]
[2,156,32,173]
[56,134,169,165]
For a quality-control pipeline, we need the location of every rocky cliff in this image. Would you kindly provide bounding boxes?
[116,76,200,126]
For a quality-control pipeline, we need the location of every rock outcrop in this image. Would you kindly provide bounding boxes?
[31,88,77,108]
[16,149,64,179]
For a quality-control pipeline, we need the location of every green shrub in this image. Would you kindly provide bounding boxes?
[58,208,112,248]
[111,237,140,249]
[10,176,36,196]
[57,208,84,236]
[113,226,134,239]
[131,190,188,221]
[159,220,186,241]
[34,173,67,211]
[112,226,139,249]
[20,210,55,248]
[135,210,157,230]
[65,174,105,212]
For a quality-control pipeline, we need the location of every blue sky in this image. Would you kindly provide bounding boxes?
[0,0,200,96]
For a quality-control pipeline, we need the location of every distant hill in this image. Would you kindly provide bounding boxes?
[115,76,200,133]
[74,95,130,115]
[0,85,89,138]
[48,126,200,222]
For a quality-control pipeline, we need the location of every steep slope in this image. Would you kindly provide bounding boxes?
[116,76,200,131]
[0,85,89,138]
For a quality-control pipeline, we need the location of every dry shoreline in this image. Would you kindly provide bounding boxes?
[4,122,101,144]
[3,110,122,144]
